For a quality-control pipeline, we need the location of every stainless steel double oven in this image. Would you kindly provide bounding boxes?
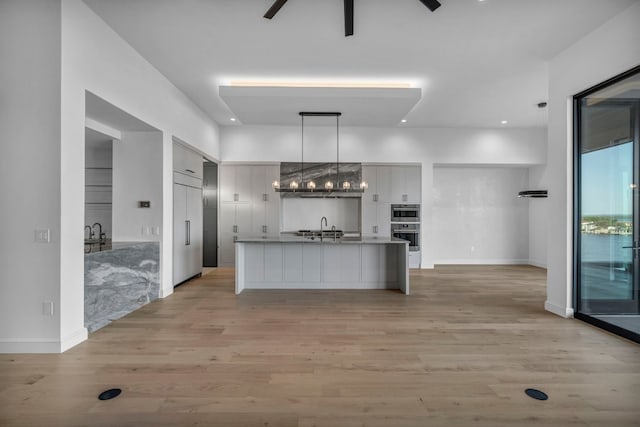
[390,204,420,252]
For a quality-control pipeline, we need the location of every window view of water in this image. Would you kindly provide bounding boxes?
[580,233,633,301]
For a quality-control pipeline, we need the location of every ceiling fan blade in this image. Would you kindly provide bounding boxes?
[264,0,289,19]
[344,0,354,36]
[417,0,441,12]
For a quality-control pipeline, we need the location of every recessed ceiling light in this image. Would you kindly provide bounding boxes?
[501,120,508,125]
[401,119,407,123]
[230,117,236,122]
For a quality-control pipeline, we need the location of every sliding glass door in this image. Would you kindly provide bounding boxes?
[575,67,640,342]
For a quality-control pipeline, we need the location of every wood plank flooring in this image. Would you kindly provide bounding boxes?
[1,265,639,426]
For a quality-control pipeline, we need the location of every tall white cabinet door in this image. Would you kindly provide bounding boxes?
[376,166,392,203]
[250,166,267,234]
[264,165,280,235]
[377,203,391,238]
[362,166,377,203]
[235,166,252,203]
[362,200,378,236]
[405,166,421,203]
[186,186,203,278]
[173,184,188,285]
[220,166,236,203]
[390,166,406,203]
[220,203,236,266]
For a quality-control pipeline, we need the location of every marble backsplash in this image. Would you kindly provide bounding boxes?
[280,162,362,191]
[84,242,160,333]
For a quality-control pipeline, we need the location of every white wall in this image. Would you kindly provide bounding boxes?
[221,125,547,268]
[0,1,63,352]
[0,0,221,353]
[55,0,221,352]
[281,198,360,232]
[432,166,530,264]
[545,2,640,318]
[112,132,163,242]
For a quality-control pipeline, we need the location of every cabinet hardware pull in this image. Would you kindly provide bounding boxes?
[262,225,267,233]
[234,193,239,202]
[233,235,238,242]
[233,225,238,233]
[263,193,268,202]
[186,169,195,174]
[373,194,378,202]
[185,220,190,245]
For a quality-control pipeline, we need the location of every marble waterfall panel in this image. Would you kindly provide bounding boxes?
[84,242,160,333]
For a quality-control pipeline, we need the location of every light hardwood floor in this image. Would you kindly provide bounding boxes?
[1,266,639,427]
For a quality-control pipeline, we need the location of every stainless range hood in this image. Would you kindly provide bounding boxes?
[275,162,365,197]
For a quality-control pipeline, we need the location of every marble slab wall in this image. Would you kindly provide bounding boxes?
[84,242,160,333]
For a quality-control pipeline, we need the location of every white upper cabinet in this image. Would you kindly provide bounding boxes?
[173,143,203,179]
[362,165,392,203]
[220,165,251,203]
[390,165,421,203]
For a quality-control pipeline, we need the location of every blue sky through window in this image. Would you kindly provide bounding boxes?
[581,141,633,217]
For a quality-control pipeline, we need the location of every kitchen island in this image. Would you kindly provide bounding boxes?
[235,235,409,294]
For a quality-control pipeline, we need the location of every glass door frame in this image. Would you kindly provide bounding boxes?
[573,65,640,343]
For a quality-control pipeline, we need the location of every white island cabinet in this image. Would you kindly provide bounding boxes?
[235,237,409,295]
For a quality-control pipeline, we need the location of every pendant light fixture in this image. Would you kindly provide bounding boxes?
[274,112,367,193]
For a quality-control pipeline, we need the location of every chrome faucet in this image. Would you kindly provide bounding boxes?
[85,225,94,240]
[320,216,328,242]
[92,222,105,242]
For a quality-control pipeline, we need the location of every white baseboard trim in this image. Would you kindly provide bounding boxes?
[545,300,574,318]
[0,340,61,353]
[434,259,530,265]
[0,328,88,354]
[160,286,174,299]
[60,327,88,352]
[528,259,548,269]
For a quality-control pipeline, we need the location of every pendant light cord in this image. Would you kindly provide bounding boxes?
[301,114,304,186]
[336,114,340,189]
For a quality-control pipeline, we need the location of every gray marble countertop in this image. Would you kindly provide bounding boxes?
[84,240,158,255]
[236,234,408,245]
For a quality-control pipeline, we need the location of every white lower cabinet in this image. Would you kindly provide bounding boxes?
[362,201,391,238]
[220,202,251,266]
[173,183,203,286]
[235,241,409,294]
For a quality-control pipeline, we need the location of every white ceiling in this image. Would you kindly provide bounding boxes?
[84,0,638,128]
[219,86,422,125]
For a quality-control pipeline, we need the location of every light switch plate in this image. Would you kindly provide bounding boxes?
[34,229,50,243]
[42,301,54,316]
